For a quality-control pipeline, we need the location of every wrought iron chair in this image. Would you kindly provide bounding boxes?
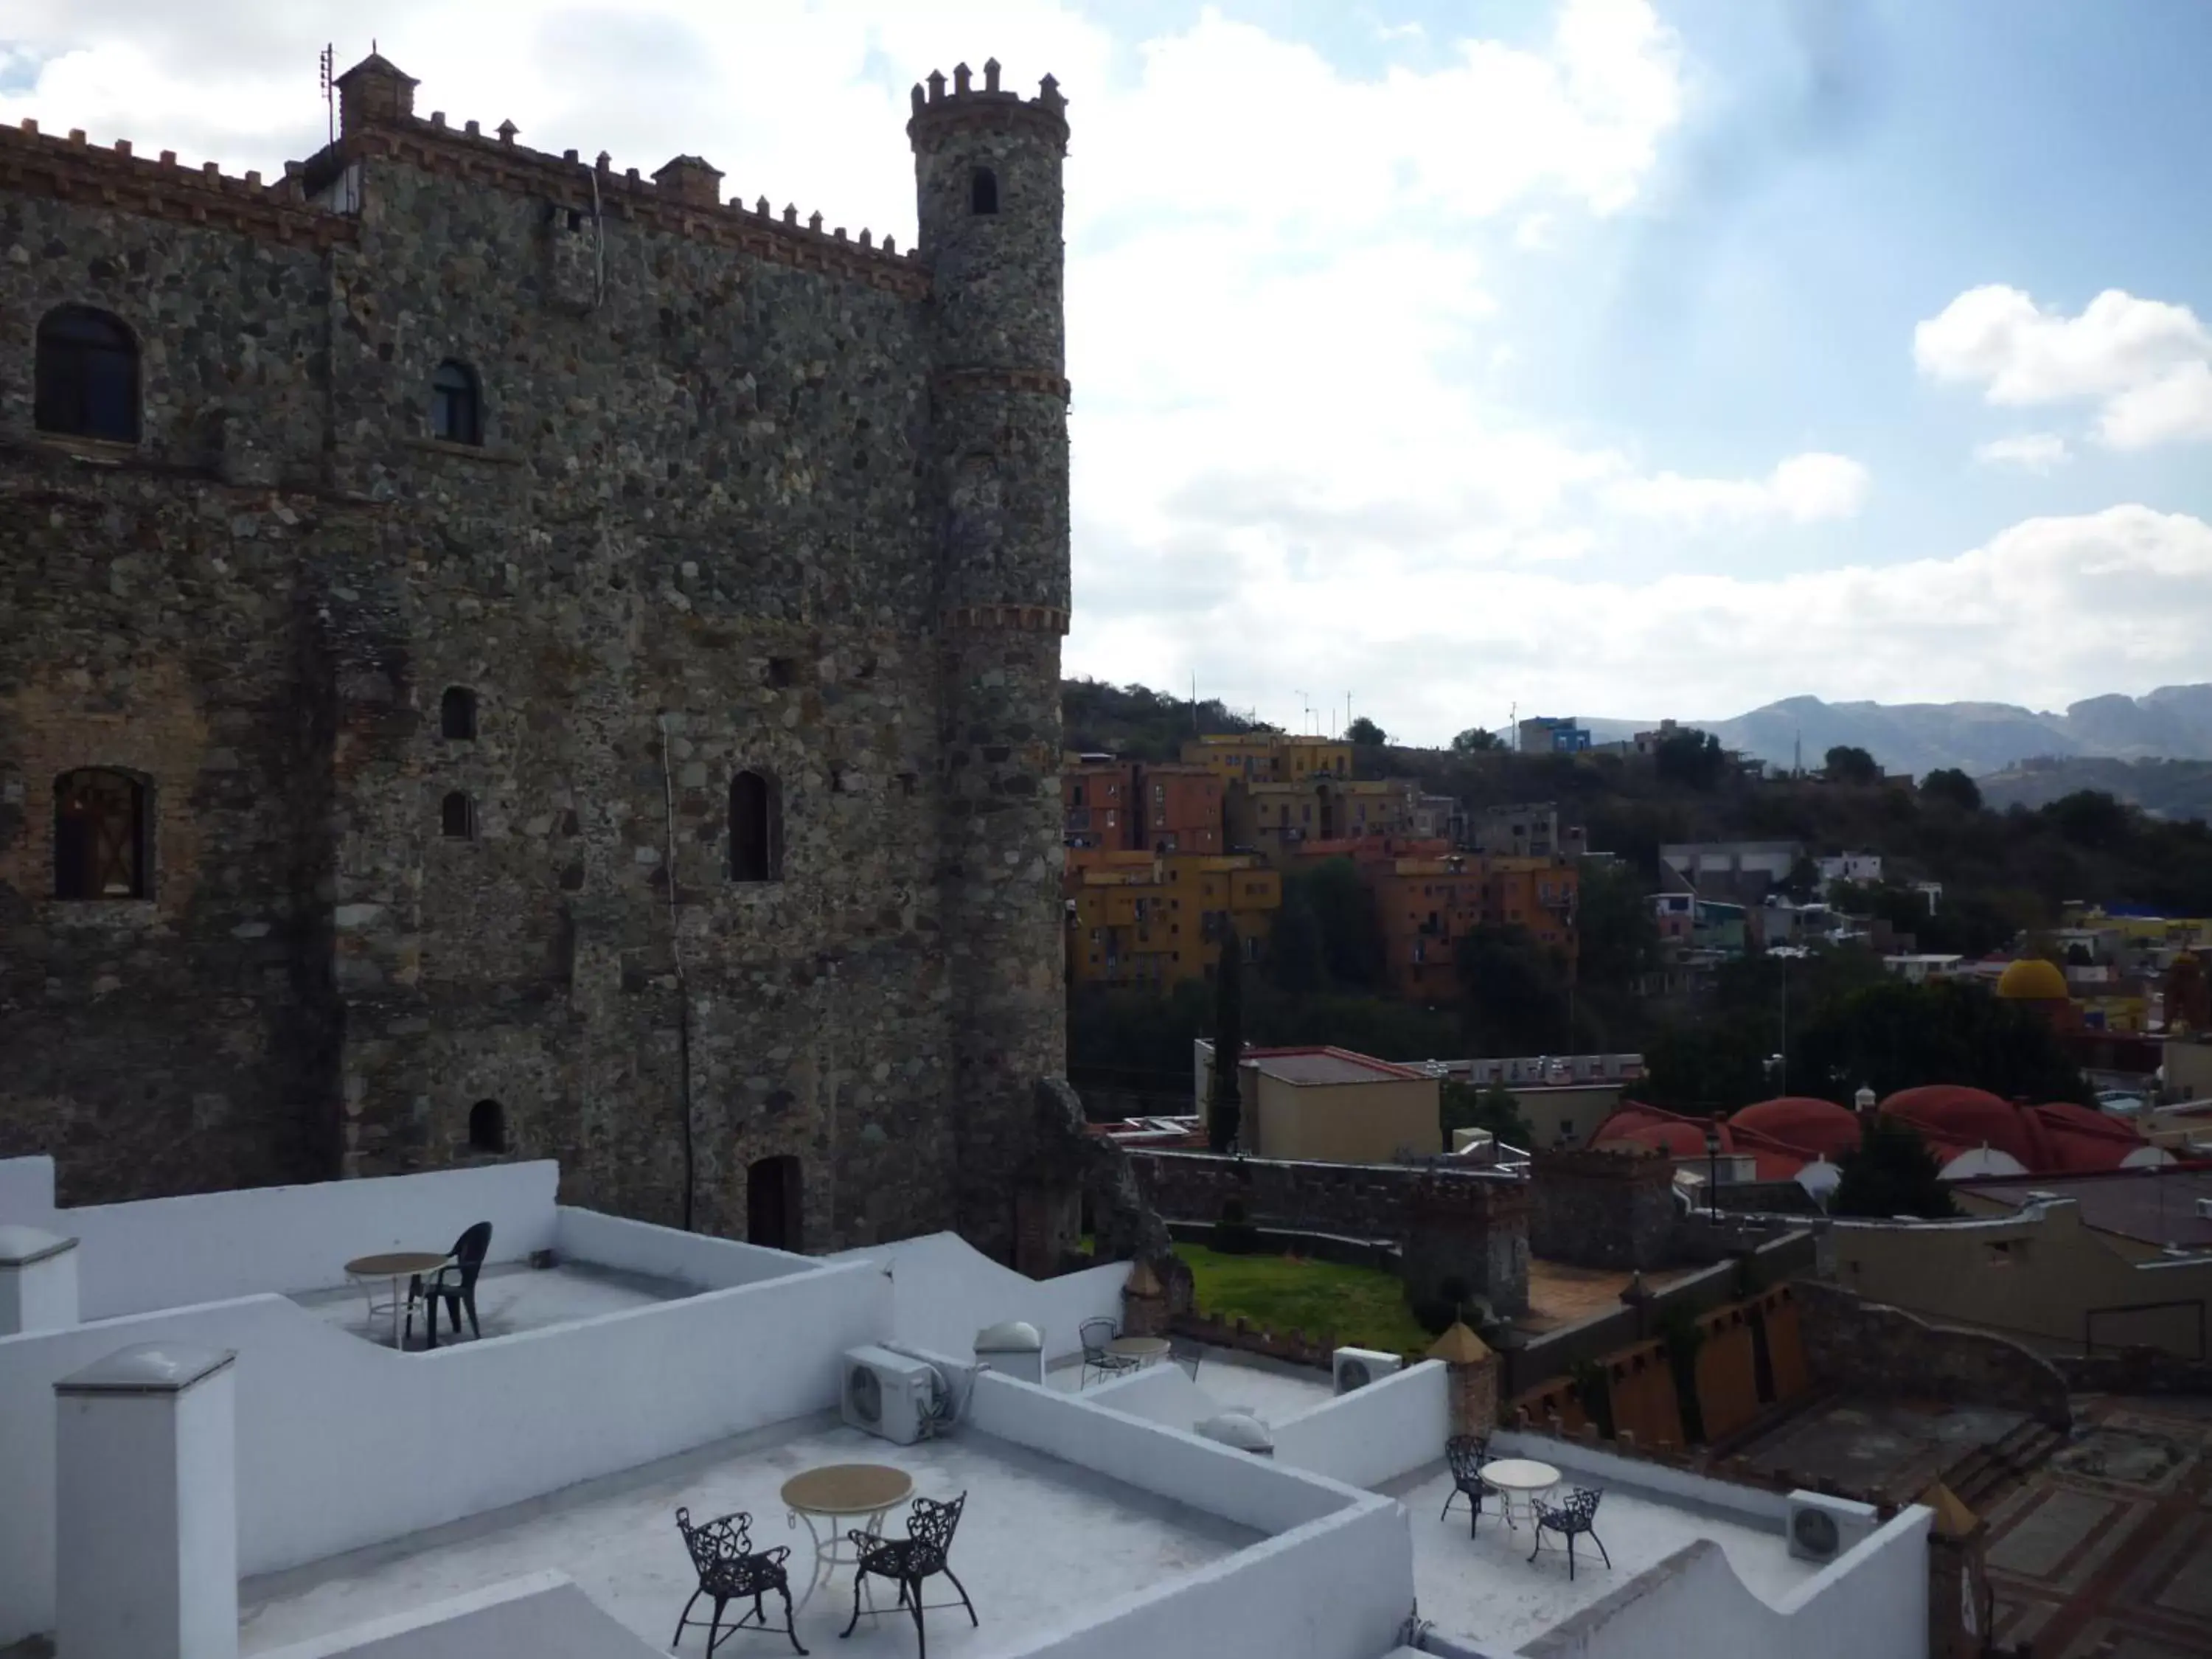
[1440,1433,1492,1536]
[672,1506,806,1655]
[840,1492,975,1658]
[1079,1318,1138,1388]
[406,1220,492,1348]
[1169,1335,1205,1382]
[1528,1486,1612,1580]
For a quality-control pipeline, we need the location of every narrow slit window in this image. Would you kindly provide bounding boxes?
[441,790,477,840]
[35,306,140,442]
[468,1098,506,1153]
[440,686,478,740]
[730,769,783,883]
[431,360,482,445]
[53,769,148,899]
[970,167,998,215]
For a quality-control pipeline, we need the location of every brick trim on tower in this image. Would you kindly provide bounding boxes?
[0,123,356,249]
[932,367,1071,401]
[941,604,1070,635]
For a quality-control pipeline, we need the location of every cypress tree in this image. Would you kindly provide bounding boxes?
[1209,933,1244,1152]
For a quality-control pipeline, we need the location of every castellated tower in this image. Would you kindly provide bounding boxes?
[911,62,1073,1259]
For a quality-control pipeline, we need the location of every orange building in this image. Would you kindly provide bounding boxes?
[1369,853,1581,999]
[1064,851,1280,988]
[1063,757,1134,850]
[1064,758,1220,853]
[1134,763,1222,854]
[1228,777,1416,862]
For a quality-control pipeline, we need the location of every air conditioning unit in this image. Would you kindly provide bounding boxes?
[1785,1492,1879,1562]
[842,1346,942,1446]
[1332,1346,1404,1394]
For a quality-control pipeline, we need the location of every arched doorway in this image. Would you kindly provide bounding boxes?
[747,1155,802,1252]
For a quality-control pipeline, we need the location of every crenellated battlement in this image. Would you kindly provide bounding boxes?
[0,119,355,248]
[906,59,1070,152]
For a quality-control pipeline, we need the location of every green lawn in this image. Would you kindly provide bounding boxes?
[1175,1242,1433,1359]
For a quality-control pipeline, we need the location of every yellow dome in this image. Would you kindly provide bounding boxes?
[1997,958,2069,1001]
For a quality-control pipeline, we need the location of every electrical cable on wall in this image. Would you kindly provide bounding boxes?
[660,712,696,1230]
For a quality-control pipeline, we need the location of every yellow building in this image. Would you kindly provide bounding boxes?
[1065,850,1281,988]
[1226,776,1416,862]
[1191,1040,1441,1162]
[1182,731,1354,785]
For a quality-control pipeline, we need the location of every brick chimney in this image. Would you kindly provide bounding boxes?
[334,53,420,136]
[653,155,724,208]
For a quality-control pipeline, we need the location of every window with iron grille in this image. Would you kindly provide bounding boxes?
[35,307,140,442]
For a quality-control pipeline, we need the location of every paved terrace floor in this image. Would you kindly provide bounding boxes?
[290,1261,692,1349]
[1046,1341,1336,1423]
[237,1417,1259,1659]
[1519,1260,1697,1335]
[1383,1458,1820,1654]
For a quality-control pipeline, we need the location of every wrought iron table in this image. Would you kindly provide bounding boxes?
[1478,1458,1562,1533]
[781,1462,915,1610]
[1107,1335,1171,1368]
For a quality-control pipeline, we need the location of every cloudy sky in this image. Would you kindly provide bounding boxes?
[7,0,2211,743]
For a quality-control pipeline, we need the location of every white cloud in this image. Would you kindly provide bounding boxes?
[1915,285,2212,451]
[1601,452,1870,524]
[1071,507,2212,742]
[1972,433,2072,472]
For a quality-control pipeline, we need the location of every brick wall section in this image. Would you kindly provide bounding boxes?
[1125,1147,1529,1313]
[0,59,1074,1256]
[1794,1281,2073,1431]
[1527,1144,1678,1270]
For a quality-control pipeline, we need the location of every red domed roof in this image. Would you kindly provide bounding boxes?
[1608,1121,1713,1160]
[1884,1086,2045,1168]
[2027,1101,2149,1172]
[1731,1096,1863,1160]
[1880,1085,2009,1118]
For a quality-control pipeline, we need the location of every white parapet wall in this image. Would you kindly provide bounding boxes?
[251,1572,665,1659]
[1270,1361,1449,1490]
[829,1231,1132,1365]
[961,1368,1416,1659]
[551,1206,812,1289]
[0,1257,893,1646]
[1492,1430,1933,1659]
[0,1155,562,1321]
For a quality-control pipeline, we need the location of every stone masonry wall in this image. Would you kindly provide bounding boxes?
[1794,1281,2072,1431]
[1125,1148,1529,1312]
[1528,1144,1680,1270]
[0,58,1074,1256]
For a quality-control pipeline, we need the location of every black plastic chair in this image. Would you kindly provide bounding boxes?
[673,1506,805,1655]
[840,1492,975,1658]
[1440,1434,1492,1536]
[1529,1486,1611,1580]
[406,1221,492,1348]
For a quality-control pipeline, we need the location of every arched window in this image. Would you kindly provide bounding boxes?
[35,307,140,442]
[730,769,782,882]
[746,1155,802,1251]
[53,769,148,900]
[468,1099,506,1154]
[441,790,476,840]
[431,360,481,445]
[439,686,478,740]
[970,167,998,215]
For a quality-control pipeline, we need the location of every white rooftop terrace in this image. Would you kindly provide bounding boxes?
[239,1415,1259,1659]
[290,1259,691,1348]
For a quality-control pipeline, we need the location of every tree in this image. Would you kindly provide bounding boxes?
[1456,924,1568,1053]
[1264,885,1327,996]
[1832,1116,1956,1219]
[1346,716,1388,746]
[1450,727,1502,754]
[1654,727,1727,790]
[1792,977,2093,1105]
[1208,935,1244,1152]
[2043,789,2131,851]
[1824,745,1882,786]
[1441,1079,1535,1151]
[1921,768,1982,813]
[1574,859,1660,995]
[1291,858,1385,990]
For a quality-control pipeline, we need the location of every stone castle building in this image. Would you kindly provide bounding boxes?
[0,54,1073,1259]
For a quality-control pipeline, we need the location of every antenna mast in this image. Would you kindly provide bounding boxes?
[319,44,335,146]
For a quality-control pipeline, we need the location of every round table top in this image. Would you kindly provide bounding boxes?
[345,1251,451,1277]
[1107,1335,1171,1359]
[782,1463,915,1517]
[1479,1458,1562,1492]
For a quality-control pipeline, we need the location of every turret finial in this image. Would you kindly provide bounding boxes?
[953,63,973,94]
[926,69,946,103]
[984,58,1001,92]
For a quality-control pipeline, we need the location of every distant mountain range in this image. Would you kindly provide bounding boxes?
[1573,684,2212,779]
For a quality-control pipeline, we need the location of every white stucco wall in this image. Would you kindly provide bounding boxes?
[830,1231,1130,1363]
[1270,1361,1448,1489]
[0,1159,561,1321]
[551,1206,810,1288]
[0,1259,891,1644]
[1518,1505,1931,1659]
[252,1573,664,1659]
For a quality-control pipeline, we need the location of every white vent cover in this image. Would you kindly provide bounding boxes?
[1195,1412,1274,1455]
